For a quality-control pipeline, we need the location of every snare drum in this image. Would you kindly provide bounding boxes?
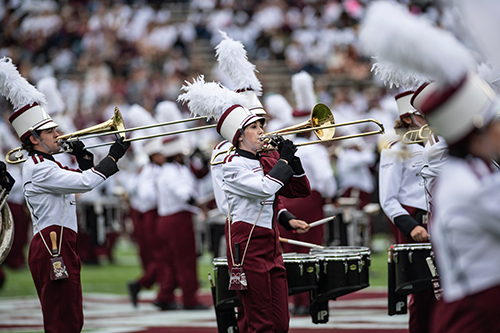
[212,257,242,309]
[282,253,318,295]
[392,243,432,295]
[311,246,371,290]
[313,251,363,302]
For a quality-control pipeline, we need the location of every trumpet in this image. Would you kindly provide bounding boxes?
[5,107,216,164]
[210,103,385,165]
[402,124,430,145]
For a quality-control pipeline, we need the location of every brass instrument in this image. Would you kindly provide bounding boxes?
[5,107,215,164]
[401,124,430,145]
[0,188,14,265]
[210,103,385,165]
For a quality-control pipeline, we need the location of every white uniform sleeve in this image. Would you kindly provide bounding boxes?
[222,161,283,199]
[28,162,106,195]
[379,148,410,222]
[473,173,500,236]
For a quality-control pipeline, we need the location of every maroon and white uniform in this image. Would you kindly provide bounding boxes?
[430,156,500,332]
[24,151,118,333]
[379,139,427,243]
[223,148,310,333]
[379,139,434,333]
[155,159,201,308]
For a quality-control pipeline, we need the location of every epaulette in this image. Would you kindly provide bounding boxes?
[214,140,229,150]
[223,152,238,164]
[387,139,401,149]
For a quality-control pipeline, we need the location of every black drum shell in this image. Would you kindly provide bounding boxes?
[282,253,318,295]
[314,253,362,302]
[392,244,432,295]
[311,246,371,290]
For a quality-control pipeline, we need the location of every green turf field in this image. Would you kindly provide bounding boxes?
[0,235,390,298]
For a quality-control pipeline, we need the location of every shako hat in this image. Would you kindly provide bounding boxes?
[420,72,498,145]
[0,57,57,140]
[177,75,264,146]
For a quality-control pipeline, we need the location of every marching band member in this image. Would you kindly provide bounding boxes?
[421,73,500,332]
[378,91,432,332]
[0,120,30,270]
[213,33,312,327]
[0,160,15,289]
[379,91,428,244]
[1,57,130,332]
[336,137,376,209]
[278,71,337,316]
[411,82,449,218]
[126,138,165,307]
[178,76,311,332]
[154,134,206,310]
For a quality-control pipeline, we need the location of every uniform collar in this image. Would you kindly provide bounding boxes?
[235,148,259,160]
[29,150,55,162]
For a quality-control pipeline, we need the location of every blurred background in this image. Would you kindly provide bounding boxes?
[0,0,447,313]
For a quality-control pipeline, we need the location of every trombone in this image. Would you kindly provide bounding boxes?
[5,107,215,164]
[210,103,385,165]
[401,124,430,145]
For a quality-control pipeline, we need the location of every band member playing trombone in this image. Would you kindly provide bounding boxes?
[178,77,311,332]
[2,57,130,333]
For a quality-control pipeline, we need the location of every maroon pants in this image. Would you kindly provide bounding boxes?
[136,209,160,289]
[4,202,30,269]
[226,221,290,333]
[156,211,199,307]
[280,190,324,308]
[392,205,434,333]
[409,288,437,333]
[28,225,83,333]
[431,285,500,333]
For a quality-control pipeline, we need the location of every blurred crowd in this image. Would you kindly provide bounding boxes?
[0,0,446,269]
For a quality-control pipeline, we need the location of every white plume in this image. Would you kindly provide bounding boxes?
[0,57,47,111]
[215,30,262,95]
[371,60,432,90]
[177,75,248,120]
[292,71,316,111]
[476,62,500,87]
[37,76,65,114]
[359,1,476,85]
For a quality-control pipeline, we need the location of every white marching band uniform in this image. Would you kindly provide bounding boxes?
[23,153,111,234]
[293,136,337,199]
[157,161,199,217]
[222,151,300,230]
[211,140,231,216]
[336,144,375,197]
[431,156,500,302]
[129,163,161,214]
[420,135,448,213]
[379,140,426,226]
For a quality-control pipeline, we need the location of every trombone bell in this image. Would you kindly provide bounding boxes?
[57,107,126,142]
[311,103,335,140]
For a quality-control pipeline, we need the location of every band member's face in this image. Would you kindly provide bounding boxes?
[37,128,61,154]
[486,120,500,160]
[240,121,264,153]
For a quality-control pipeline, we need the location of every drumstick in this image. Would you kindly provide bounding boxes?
[279,237,325,249]
[308,216,336,228]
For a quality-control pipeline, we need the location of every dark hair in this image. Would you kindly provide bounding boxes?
[394,119,410,136]
[20,130,41,154]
